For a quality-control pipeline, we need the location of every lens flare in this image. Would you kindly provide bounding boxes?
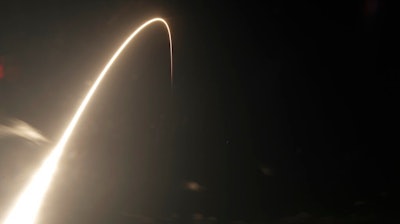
[3,17,173,224]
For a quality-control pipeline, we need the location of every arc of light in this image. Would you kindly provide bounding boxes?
[3,17,173,224]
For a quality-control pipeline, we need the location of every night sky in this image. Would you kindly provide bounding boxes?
[0,0,398,223]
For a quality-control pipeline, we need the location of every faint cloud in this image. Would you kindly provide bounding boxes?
[259,165,273,176]
[193,212,204,220]
[0,118,49,145]
[183,181,205,192]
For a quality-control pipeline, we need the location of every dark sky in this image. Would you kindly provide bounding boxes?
[0,0,398,223]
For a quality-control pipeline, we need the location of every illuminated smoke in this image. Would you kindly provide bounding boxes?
[183,181,204,192]
[3,18,173,224]
[0,119,49,144]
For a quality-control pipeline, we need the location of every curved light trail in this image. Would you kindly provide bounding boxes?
[3,17,173,224]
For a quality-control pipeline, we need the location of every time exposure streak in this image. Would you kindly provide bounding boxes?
[3,18,173,224]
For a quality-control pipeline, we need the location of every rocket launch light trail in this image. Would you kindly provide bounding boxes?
[3,18,173,224]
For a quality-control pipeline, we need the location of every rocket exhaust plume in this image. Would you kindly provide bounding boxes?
[3,18,173,224]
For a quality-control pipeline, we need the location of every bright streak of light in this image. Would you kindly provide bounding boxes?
[3,17,173,224]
